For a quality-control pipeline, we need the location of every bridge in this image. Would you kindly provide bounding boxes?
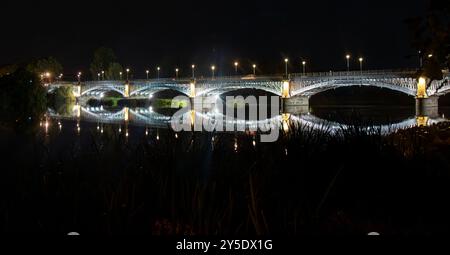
[48,69,450,117]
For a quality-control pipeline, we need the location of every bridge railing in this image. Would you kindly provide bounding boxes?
[291,69,418,78]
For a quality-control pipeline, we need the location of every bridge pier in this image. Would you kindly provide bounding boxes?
[416,96,439,119]
[282,96,309,114]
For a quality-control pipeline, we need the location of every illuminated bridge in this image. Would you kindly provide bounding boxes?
[48,69,450,117]
[48,70,450,98]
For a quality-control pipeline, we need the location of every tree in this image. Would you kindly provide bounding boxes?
[106,62,123,80]
[90,47,117,79]
[406,0,450,89]
[27,57,63,77]
[0,68,47,124]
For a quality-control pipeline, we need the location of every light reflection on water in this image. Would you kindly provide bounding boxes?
[43,104,450,141]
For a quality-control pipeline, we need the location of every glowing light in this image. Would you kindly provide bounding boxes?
[45,72,51,78]
[252,139,256,147]
[146,70,149,74]
[175,133,178,139]
[145,129,148,136]
[346,54,351,60]
[252,64,256,68]
[234,62,238,67]
[428,54,433,58]
[284,58,288,63]
[192,64,195,69]
[157,67,160,71]
[234,140,238,152]
[282,81,290,98]
[126,68,130,72]
[302,61,306,65]
[190,82,196,98]
[211,65,215,70]
[359,57,363,62]
[417,77,428,98]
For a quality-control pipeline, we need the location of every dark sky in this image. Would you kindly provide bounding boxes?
[1,0,427,78]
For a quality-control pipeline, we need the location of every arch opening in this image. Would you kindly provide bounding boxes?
[309,86,416,125]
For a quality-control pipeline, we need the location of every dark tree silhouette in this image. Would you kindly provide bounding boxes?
[406,0,450,89]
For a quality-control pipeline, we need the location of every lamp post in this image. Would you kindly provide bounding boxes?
[146,70,149,79]
[346,54,351,73]
[77,72,81,84]
[234,61,238,75]
[101,70,105,80]
[284,58,289,78]
[157,67,160,79]
[119,71,123,80]
[175,68,179,79]
[358,57,363,75]
[211,65,215,79]
[252,64,256,75]
[126,68,130,81]
[97,73,100,81]
[418,50,423,69]
[191,65,195,79]
[302,61,306,76]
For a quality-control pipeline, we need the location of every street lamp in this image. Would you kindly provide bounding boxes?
[284,58,289,78]
[418,50,423,68]
[126,68,130,81]
[175,68,179,79]
[234,61,239,75]
[302,61,306,76]
[97,73,101,81]
[191,65,195,79]
[77,72,82,84]
[119,71,123,80]
[101,70,105,80]
[252,64,256,75]
[359,57,364,74]
[428,54,433,58]
[157,67,160,79]
[146,70,149,79]
[211,65,216,79]
[346,54,351,73]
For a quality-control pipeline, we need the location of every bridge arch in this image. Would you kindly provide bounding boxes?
[291,78,417,97]
[81,86,126,97]
[196,80,283,97]
[130,87,190,97]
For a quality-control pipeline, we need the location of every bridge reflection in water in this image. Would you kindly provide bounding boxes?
[45,104,449,137]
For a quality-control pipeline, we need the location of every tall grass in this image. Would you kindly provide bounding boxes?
[1,121,450,235]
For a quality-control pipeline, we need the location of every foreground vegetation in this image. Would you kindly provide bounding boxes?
[0,119,449,235]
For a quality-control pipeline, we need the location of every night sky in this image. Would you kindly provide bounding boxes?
[1,0,427,78]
